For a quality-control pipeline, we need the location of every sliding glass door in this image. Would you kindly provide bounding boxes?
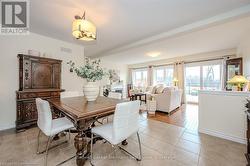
[185,66,201,103]
[185,60,223,104]
[202,64,222,90]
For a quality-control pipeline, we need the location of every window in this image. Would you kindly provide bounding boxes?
[185,66,201,103]
[153,65,174,86]
[132,69,148,87]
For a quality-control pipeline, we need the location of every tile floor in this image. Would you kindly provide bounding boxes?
[0,114,247,166]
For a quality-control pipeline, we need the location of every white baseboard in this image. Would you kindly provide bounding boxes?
[198,128,246,144]
[0,123,15,131]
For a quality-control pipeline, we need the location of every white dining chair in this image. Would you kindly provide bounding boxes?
[108,92,122,99]
[100,92,122,124]
[35,98,74,166]
[90,100,142,164]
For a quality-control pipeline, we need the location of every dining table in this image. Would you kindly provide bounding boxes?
[48,96,126,166]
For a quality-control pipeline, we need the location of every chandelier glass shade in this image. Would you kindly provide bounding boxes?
[72,14,96,41]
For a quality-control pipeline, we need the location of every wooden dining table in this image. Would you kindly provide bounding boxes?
[48,96,126,166]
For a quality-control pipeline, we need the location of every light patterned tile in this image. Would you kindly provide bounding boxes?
[171,147,199,166]
[176,139,201,155]
[181,132,201,144]
[0,117,247,166]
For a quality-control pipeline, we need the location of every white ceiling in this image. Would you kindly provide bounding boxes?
[30,0,250,57]
[101,15,250,64]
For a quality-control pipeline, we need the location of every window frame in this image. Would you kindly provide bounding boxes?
[132,68,148,87]
[153,65,174,86]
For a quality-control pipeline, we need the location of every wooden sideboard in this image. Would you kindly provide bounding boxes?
[16,54,64,131]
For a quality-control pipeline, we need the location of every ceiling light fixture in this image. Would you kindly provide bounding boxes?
[146,52,161,57]
[72,11,96,41]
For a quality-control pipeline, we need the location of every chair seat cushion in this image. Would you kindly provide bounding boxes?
[92,123,115,144]
[92,123,135,145]
[50,117,74,136]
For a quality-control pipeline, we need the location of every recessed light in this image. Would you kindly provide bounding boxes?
[146,52,161,57]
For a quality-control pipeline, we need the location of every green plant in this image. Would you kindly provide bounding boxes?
[67,57,105,82]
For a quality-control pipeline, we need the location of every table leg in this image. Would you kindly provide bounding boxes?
[74,120,93,166]
[74,131,88,166]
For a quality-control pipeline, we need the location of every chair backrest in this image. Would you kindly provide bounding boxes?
[61,91,84,98]
[35,98,52,136]
[108,92,122,99]
[112,100,140,141]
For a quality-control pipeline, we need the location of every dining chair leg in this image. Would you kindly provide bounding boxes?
[68,129,71,141]
[45,136,53,166]
[118,132,142,161]
[137,132,142,161]
[112,145,117,160]
[90,133,94,166]
[37,129,42,154]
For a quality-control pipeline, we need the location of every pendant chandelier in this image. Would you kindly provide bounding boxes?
[72,12,96,41]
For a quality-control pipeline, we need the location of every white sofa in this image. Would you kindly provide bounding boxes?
[143,85,182,114]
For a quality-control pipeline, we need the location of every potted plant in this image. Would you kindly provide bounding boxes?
[67,57,105,101]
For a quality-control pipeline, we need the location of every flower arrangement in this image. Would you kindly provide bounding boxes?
[67,57,105,82]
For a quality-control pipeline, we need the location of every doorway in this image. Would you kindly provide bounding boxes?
[184,60,223,104]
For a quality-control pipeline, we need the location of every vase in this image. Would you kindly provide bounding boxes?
[83,82,99,101]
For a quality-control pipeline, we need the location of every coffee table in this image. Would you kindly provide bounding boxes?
[131,93,147,104]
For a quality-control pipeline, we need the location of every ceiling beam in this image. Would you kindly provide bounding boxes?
[92,5,250,58]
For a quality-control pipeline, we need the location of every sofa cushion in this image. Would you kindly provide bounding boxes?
[163,86,179,93]
[151,86,157,94]
[145,86,153,93]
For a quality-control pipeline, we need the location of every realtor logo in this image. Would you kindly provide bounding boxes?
[1,0,29,35]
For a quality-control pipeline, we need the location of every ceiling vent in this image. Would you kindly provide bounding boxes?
[60,47,72,53]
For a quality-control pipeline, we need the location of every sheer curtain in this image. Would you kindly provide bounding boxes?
[174,62,186,104]
[128,68,133,84]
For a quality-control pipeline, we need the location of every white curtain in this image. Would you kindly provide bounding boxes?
[174,62,186,104]
[127,68,132,84]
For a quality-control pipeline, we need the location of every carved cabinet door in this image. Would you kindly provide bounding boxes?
[32,62,53,89]
[20,100,38,122]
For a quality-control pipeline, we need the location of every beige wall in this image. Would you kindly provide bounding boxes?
[0,33,85,130]
[99,59,128,98]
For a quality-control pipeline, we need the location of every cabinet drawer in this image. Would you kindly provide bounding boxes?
[19,93,37,99]
[51,92,60,97]
[37,92,51,97]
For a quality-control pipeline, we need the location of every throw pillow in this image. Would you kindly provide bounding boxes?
[151,86,157,94]
[156,86,164,94]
